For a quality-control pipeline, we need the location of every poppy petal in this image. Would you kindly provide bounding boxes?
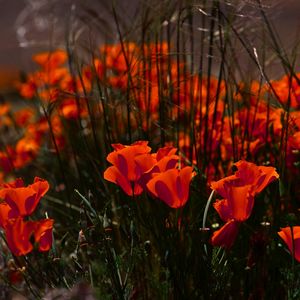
[211,219,239,249]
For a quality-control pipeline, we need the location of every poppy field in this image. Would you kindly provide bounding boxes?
[1,1,300,299]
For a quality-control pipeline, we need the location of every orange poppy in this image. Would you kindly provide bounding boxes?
[278,226,300,262]
[32,49,67,70]
[137,146,179,188]
[104,141,152,196]
[211,160,279,198]
[146,166,194,208]
[0,177,49,217]
[211,160,279,248]
[0,177,53,256]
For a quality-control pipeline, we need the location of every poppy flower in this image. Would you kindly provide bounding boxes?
[146,166,194,208]
[0,177,53,256]
[211,160,279,199]
[278,226,300,262]
[137,146,179,188]
[104,141,152,196]
[0,177,49,217]
[32,50,67,70]
[210,160,279,248]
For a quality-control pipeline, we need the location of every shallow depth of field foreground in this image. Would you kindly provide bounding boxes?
[1,0,300,299]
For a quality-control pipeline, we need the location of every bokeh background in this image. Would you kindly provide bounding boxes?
[0,0,300,92]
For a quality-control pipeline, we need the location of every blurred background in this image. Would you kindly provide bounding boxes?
[1,0,300,94]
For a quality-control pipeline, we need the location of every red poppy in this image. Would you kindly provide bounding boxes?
[146,166,194,208]
[104,141,151,196]
[278,226,300,262]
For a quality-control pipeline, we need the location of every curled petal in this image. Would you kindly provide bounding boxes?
[33,219,54,252]
[255,166,280,194]
[210,175,237,199]
[5,217,34,256]
[0,203,15,229]
[139,155,179,188]
[156,146,177,161]
[226,183,254,221]
[234,160,279,195]
[213,199,232,222]
[211,220,239,249]
[278,226,300,262]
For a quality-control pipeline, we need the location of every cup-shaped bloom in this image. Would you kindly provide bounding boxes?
[211,160,279,198]
[146,166,194,208]
[278,226,300,262]
[0,177,49,218]
[104,141,152,196]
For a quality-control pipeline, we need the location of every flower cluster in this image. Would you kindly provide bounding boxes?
[0,177,54,256]
[5,45,300,186]
[104,141,194,208]
[210,160,279,248]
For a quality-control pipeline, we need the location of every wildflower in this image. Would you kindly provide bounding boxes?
[146,166,194,208]
[0,177,49,217]
[104,141,152,196]
[211,160,279,198]
[278,226,300,262]
[137,146,179,188]
[32,49,67,70]
[211,160,279,248]
[5,217,54,256]
[0,177,53,256]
